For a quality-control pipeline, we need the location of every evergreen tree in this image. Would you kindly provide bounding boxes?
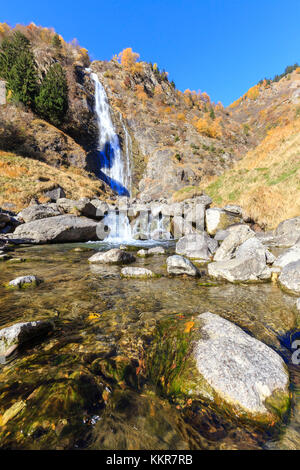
[52,33,62,51]
[210,107,216,120]
[35,63,68,125]
[0,31,38,106]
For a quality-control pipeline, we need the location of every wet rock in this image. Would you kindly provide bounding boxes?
[137,249,148,257]
[0,400,26,426]
[8,275,42,288]
[208,257,271,282]
[167,255,200,276]
[176,233,217,261]
[205,208,243,236]
[13,215,102,244]
[148,246,165,255]
[274,217,300,247]
[17,204,61,223]
[88,248,135,264]
[0,253,11,261]
[0,320,53,358]
[121,267,155,278]
[278,260,300,295]
[192,312,289,422]
[171,216,197,238]
[214,225,255,261]
[273,245,300,269]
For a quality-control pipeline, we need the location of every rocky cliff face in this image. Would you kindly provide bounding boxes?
[90,60,248,200]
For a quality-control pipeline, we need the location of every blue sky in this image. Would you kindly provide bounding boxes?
[1,0,299,106]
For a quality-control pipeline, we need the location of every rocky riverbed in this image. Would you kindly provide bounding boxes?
[0,239,299,450]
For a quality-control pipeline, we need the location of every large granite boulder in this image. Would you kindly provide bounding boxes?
[205,208,243,236]
[176,233,218,261]
[88,248,135,264]
[274,217,300,247]
[278,260,300,295]
[13,215,102,243]
[235,237,275,265]
[208,256,271,282]
[0,320,53,358]
[56,198,101,219]
[17,204,61,223]
[167,255,200,276]
[192,312,289,422]
[213,225,255,261]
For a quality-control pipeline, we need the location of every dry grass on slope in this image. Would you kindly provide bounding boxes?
[0,151,110,211]
[201,119,300,229]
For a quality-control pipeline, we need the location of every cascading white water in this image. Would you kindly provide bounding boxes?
[90,71,131,197]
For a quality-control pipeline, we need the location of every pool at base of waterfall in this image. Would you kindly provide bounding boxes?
[0,242,299,450]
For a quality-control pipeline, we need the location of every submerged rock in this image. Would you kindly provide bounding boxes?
[167,255,200,276]
[121,267,155,278]
[0,320,53,358]
[192,312,289,422]
[278,260,300,295]
[88,248,135,264]
[8,275,42,288]
[176,233,217,261]
[148,246,165,255]
[208,257,271,282]
[13,215,102,244]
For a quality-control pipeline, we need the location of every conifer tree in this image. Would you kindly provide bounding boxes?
[0,31,38,107]
[35,63,68,125]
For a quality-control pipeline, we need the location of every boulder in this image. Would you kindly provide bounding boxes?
[273,245,300,269]
[205,208,243,236]
[171,216,196,238]
[13,215,102,244]
[213,225,255,261]
[176,233,217,261]
[148,246,165,255]
[0,320,53,358]
[121,267,155,278]
[208,257,271,282]
[88,248,135,264]
[17,204,61,223]
[8,275,42,288]
[274,217,300,247]
[192,312,289,422]
[44,186,66,202]
[278,260,300,295]
[56,198,100,219]
[235,237,275,264]
[166,255,200,276]
[183,203,206,231]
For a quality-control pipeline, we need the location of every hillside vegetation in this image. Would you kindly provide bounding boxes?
[202,118,300,229]
[0,151,109,211]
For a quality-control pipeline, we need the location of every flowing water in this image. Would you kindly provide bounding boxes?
[0,242,300,450]
[90,72,131,197]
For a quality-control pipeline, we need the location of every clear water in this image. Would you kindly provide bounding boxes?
[0,242,299,449]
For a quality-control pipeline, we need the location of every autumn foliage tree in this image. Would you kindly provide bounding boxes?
[118,48,143,74]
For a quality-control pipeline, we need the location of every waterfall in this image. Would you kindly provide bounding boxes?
[104,211,132,242]
[90,71,131,197]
